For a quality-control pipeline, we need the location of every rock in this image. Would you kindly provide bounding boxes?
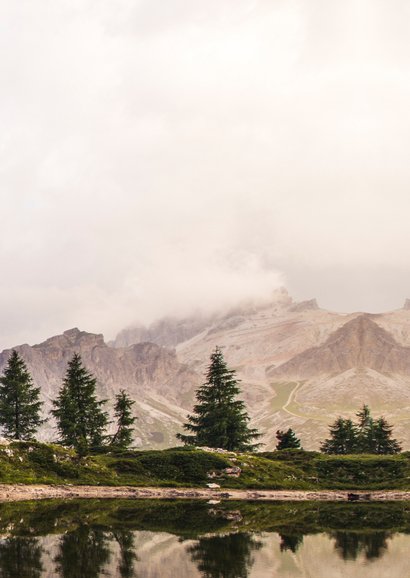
[222,466,241,477]
[0,329,200,447]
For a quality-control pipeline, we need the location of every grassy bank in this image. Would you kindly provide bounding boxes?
[0,443,409,490]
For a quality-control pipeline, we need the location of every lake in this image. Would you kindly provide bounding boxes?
[0,499,409,577]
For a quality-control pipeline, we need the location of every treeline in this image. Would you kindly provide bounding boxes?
[0,350,136,455]
[276,405,401,455]
[177,346,403,456]
[0,346,403,457]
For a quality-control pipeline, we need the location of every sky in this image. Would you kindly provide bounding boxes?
[1,0,410,347]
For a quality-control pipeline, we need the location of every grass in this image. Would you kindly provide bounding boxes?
[0,443,409,490]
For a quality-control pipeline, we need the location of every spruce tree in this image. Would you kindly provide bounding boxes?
[356,404,375,452]
[275,428,302,450]
[321,406,401,455]
[52,354,108,454]
[110,390,136,449]
[177,347,261,451]
[0,350,44,440]
[372,417,401,454]
[320,417,357,454]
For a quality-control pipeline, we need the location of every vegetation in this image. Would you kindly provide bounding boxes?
[110,390,136,449]
[0,350,44,440]
[0,441,407,490]
[275,428,302,450]
[321,405,401,455]
[177,347,260,451]
[52,354,109,455]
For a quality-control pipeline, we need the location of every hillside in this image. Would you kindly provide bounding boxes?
[113,290,410,450]
[0,442,410,491]
[0,329,200,449]
[3,289,410,450]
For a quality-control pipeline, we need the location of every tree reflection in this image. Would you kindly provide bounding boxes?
[54,525,111,578]
[188,532,262,578]
[0,536,43,578]
[112,530,138,578]
[331,531,391,561]
[279,533,304,553]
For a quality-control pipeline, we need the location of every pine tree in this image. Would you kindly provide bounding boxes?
[275,428,302,450]
[321,406,401,455]
[0,350,44,440]
[356,404,375,452]
[52,354,108,455]
[372,417,401,454]
[320,417,357,454]
[110,390,136,449]
[176,347,261,451]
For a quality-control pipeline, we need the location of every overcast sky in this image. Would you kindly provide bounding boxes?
[1,0,410,347]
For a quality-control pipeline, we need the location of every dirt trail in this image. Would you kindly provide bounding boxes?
[0,485,409,502]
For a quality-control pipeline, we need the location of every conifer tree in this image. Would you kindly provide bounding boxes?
[110,390,136,449]
[275,428,302,450]
[356,404,375,452]
[372,417,401,454]
[320,417,357,454]
[321,406,401,455]
[0,350,44,440]
[177,347,261,451]
[52,354,108,455]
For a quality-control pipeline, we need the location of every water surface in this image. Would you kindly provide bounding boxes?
[0,499,409,577]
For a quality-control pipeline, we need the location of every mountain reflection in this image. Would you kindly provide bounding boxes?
[188,533,262,578]
[0,500,407,577]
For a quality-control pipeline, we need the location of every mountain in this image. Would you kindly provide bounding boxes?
[112,290,410,450]
[4,289,410,450]
[0,328,199,448]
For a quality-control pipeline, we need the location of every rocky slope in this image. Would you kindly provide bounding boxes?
[5,289,410,450]
[112,289,410,450]
[0,328,200,448]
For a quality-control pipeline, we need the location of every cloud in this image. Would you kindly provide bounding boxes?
[0,0,410,346]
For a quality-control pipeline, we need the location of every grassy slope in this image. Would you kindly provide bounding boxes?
[0,443,410,490]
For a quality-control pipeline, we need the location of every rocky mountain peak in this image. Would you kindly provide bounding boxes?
[269,313,409,379]
[289,298,319,312]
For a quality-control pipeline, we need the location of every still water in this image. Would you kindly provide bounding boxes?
[0,499,410,577]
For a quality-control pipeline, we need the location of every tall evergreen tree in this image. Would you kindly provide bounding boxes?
[0,350,44,440]
[320,417,357,455]
[275,428,302,450]
[321,406,401,455]
[110,390,136,449]
[356,404,375,452]
[177,347,261,451]
[372,417,401,454]
[52,354,108,455]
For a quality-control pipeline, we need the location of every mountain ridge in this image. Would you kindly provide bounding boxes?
[2,291,410,450]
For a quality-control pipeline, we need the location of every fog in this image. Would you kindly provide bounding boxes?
[1,0,410,347]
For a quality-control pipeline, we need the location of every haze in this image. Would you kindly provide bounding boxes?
[1,0,410,348]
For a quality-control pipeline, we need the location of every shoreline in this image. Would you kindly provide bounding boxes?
[0,485,410,502]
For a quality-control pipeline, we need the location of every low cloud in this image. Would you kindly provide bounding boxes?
[0,1,410,346]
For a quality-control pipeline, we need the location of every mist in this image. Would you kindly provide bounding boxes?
[1,0,410,348]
